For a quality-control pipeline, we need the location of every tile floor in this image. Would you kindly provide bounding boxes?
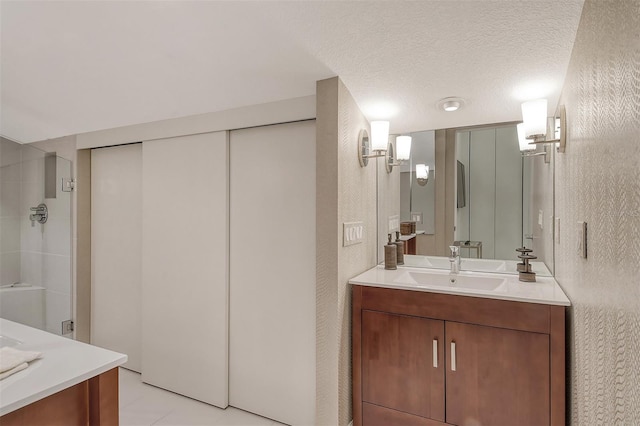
[119,368,286,426]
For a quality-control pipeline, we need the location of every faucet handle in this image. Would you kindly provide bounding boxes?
[449,245,459,257]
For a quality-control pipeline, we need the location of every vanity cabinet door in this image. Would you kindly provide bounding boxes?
[445,321,550,426]
[362,310,445,421]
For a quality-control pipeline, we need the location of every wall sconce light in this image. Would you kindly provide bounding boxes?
[416,164,429,186]
[358,121,390,167]
[517,122,549,163]
[385,135,412,173]
[520,101,566,153]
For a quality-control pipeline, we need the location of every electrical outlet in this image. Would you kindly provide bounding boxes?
[343,222,364,247]
[411,212,423,224]
[388,215,400,233]
[538,210,544,229]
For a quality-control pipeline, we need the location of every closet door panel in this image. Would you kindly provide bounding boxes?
[142,132,228,407]
[91,144,142,372]
[229,121,316,425]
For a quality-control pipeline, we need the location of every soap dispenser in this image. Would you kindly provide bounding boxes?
[384,234,397,270]
[394,231,405,265]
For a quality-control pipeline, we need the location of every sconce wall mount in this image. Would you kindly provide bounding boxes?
[522,102,567,154]
[358,121,390,167]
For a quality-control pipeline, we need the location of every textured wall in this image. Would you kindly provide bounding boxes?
[553,0,640,423]
[316,77,377,425]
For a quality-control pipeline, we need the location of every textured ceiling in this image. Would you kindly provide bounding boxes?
[0,1,584,143]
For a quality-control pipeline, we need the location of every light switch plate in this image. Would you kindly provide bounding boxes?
[411,212,423,224]
[343,221,364,247]
[388,215,400,233]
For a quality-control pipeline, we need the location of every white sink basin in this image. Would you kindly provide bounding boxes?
[0,335,22,348]
[395,270,507,291]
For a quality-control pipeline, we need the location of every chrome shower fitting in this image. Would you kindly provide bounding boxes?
[29,203,48,224]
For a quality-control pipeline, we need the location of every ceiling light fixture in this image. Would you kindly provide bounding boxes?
[437,97,465,112]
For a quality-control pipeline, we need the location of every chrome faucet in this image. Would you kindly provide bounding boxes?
[449,245,461,274]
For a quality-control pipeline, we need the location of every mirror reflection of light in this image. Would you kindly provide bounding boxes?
[512,81,556,102]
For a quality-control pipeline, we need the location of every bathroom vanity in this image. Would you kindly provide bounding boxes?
[350,266,570,426]
[0,319,127,425]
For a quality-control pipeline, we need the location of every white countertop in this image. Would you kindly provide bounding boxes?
[0,319,127,416]
[349,265,571,306]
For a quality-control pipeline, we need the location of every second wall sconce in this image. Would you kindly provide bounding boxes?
[385,135,412,173]
[517,122,549,163]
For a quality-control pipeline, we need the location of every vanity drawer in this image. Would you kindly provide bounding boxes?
[360,285,550,333]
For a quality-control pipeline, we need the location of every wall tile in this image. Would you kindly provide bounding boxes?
[0,137,22,168]
[0,217,21,253]
[20,251,43,286]
[45,290,72,335]
[0,181,21,218]
[21,217,44,253]
[41,253,71,294]
[1,163,22,183]
[0,252,20,286]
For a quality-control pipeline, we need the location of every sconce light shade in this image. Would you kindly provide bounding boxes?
[395,136,412,161]
[521,99,548,139]
[516,123,534,152]
[416,164,429,186]
[370,121,390,151]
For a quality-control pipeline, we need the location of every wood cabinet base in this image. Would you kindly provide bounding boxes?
[352,285,565,426]
[1,368,119,426]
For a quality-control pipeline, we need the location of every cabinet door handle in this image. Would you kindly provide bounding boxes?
[451,341,457,371]
[432,338,438,368]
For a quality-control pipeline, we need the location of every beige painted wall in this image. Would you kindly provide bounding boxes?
[316,77,377,425]
[548,0,640,422]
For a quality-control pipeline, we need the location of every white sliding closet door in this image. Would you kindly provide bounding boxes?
[91,144,142,372]
[229,121,316,425]
[142,132,228,407]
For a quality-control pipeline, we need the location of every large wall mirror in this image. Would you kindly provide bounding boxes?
[378,122,555,276]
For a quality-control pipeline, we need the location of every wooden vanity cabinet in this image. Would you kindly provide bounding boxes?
[352,285,565,426]
[362,311,445,422]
